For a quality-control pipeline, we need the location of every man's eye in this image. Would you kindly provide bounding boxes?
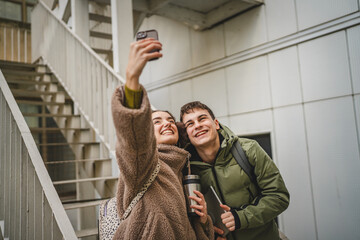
[186,123,193,128]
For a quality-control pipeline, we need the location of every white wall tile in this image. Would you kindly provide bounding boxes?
[217,116,229,127]
[347,25,360,94]
[169,80,193,120]
[146,15,192,81]
[229,110,273,136]
[304,96,360,240]
[298,31,352,102]
[355,94,360,150]
[148,86,171,111]
[295,0,358,30]
[226,56,271,114]
[273,105,316,239]
[190,25,225,67]
[192,69,228,117]
[265,0,297,41]
[224,6,267,55]
[268,46,302,107]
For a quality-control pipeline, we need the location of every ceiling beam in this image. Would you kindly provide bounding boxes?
[149,0,169,12]
[205,0,260,30]
[154,3,205,30]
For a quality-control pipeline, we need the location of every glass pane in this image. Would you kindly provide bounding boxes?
[3,2,22,21]
[27,6,32,23]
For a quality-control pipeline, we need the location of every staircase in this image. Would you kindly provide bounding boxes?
[0,60,117,239]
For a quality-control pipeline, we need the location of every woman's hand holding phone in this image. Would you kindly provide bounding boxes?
[125,38,162,90]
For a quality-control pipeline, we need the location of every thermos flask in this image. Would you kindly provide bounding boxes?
[183,175,201,217]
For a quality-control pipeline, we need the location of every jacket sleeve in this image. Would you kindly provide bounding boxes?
[234,141,290,229]
[111,85,158,197]
[191,216,214,240]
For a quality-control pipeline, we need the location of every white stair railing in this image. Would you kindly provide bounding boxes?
[31,0,125,152]
[0,70,77,240]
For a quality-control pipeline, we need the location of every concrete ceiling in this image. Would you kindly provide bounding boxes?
[132,0,263,31]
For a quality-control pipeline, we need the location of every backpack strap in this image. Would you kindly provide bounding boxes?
[231,139,260,191]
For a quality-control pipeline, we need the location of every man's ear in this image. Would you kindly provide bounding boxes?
[214,119,220,130]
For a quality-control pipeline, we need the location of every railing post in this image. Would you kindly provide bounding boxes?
[3,107,10,238]
[27,160,35,239]
[10,118,16,239]
[14,129,22,240]
[20,141,29,239]
[0,91,4,222]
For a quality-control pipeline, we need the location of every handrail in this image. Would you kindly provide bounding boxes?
[31,0,125,151]
[0,69,77,239]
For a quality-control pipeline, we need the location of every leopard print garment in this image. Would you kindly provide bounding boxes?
[99,162,161,240]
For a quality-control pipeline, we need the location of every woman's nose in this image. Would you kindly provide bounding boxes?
[164,121,171,127]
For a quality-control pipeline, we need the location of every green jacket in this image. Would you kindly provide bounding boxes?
[187,124,290,240]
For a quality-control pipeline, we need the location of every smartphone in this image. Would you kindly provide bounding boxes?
[136,29,159,61]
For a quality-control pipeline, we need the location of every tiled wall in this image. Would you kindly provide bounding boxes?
[139,1,360,239]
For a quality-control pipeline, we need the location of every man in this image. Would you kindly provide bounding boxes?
[180,101,290,240]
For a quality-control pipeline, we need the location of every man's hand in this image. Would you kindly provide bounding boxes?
[125,38,162,90]
[189,190,208,224]
[220,204,236,231]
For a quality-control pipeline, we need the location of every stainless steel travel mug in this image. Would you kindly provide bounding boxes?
[183,175,201,217]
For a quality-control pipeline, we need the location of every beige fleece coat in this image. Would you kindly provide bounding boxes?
[111,86,213,240]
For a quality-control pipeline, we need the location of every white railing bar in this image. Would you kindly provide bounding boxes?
[0,69,77,239]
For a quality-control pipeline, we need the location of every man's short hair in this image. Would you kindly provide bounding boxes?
[180,101,215,122]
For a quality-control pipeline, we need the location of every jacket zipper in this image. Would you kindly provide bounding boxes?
[211,166,226,205]
[247,187,255,200]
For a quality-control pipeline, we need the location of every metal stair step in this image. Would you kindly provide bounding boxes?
[6,79,56,85]
[45,158,111,165]
[16,99,68,106]
[0,59,45,69]
[23,113,80,117]
[53,176,118,185]
[90,30,112,39]
[11,89,63,96]
[2,69,51,76]
[89,13,111,23]
[75,228,98,238]
[30,127,90,132]
[63,199,107,210]
[38,142,98,146]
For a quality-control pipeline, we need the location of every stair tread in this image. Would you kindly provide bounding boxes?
[6,79,57,85]
[53,176,117,185]
[75,228,98,238]
[30,127,90,132]
[0,60,45,69]
[16,99,68,105]
[2,69,51,76]
[64,199,107,210]
[38,142,98,146]
[45,158,111,165]
[23,113,80,117]
[11,89,64,95]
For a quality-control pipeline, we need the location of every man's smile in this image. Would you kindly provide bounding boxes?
[195,130,207,138]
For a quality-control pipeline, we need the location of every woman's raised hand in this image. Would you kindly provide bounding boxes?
[189,190,208,224]
[125,38,163,90]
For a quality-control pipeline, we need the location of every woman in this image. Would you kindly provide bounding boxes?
[111,38,214,239]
